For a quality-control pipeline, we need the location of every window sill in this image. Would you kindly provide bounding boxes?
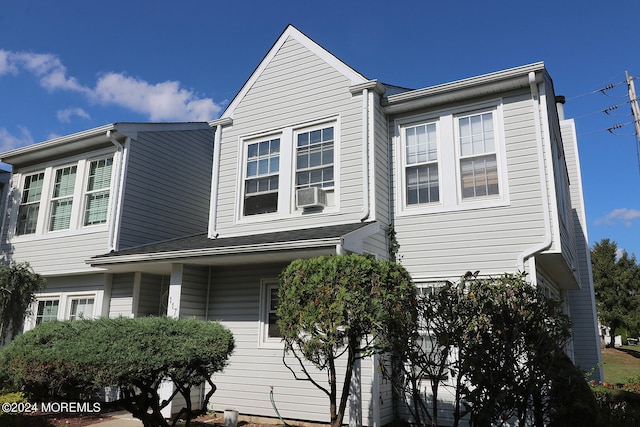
[397,196,510,217]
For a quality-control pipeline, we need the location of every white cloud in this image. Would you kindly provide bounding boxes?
[0,50,223,121]
[7,51,88,93]
[57,107,91,123]
[0,127,35,152]
[93,73,222,121]
[0,50,18,76]
[595,208,640,227]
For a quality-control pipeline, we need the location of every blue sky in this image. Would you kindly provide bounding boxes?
[1,0,639,257]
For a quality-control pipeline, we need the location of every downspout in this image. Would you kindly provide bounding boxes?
[517,72,553,273]
[210,124,223,238]
[106,130,125,252]
[360,88,370,221]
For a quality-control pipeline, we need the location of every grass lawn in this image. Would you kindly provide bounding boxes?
[602,345,640,384]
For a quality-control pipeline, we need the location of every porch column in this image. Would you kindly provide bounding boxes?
[160,263,184,418]
[167,264,184,319]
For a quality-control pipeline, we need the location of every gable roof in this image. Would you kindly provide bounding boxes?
[218,25,369,121]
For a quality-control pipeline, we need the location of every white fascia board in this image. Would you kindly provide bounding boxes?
[220,25,368,120]
[0,124,116,163]
[88,237,342,266]
[384,62,546,115]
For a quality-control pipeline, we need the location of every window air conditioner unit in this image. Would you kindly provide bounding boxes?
[296,187,327,209]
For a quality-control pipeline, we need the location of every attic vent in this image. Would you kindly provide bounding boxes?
[296,187,327,209]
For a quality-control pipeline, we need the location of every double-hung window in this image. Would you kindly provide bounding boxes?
[50,166,77,231]
[458,111,499,199]
[398,103,507,214]
[296,126,334,190]
[16,172,45,235]
[69,297,94,320]
[244,138,280,216]
[84,158,113,225]
[404,122,439,205]
[35,299,59,325]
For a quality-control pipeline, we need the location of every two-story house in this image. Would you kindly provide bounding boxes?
[1,25,601,426]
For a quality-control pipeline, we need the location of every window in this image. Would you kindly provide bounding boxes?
[244,138,280,216]
[35,299,59,325]
[50,166,77,231]
[404,122,439,205]
[266,285,280,339]
[13,154,114,237]
[296,126,334,190]
[397,104,507,215]
[16,172,45,235]
[84,158,113,225]
[260,281,281,345]
[457,112,499,199]
[69,297,94,320]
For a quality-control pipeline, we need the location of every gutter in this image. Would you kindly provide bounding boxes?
[89,237,343,266]
[517,72,553,273]
[383,62,545,115]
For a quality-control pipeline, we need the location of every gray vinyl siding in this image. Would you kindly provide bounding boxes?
[206,263,376,425]
[118,129,214,249]
[8,230,110,275]
[179,265,209,320]
[561,120,603,379]
[109,273,135,318]
[138,273,169,317]
[215,37,366,236]
[43,274,106,293]
[392,92,548,279]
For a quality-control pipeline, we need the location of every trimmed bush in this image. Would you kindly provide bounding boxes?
[1,317,234,427]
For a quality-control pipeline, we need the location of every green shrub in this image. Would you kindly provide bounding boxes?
[591,383,640,426]
[0,317,234,427]
[0,391,26,414]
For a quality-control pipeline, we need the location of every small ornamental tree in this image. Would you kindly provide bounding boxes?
[0,317,234,427]
[277,254,417,427]
[0,262,46,344]
[394,272,573,427]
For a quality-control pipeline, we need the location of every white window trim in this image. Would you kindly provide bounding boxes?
[398,116,444,210]
[395,101,510,217]
[8,148,116,242]
[258,279,283,348]
[234,116,340,225]
[24,291,99,331]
